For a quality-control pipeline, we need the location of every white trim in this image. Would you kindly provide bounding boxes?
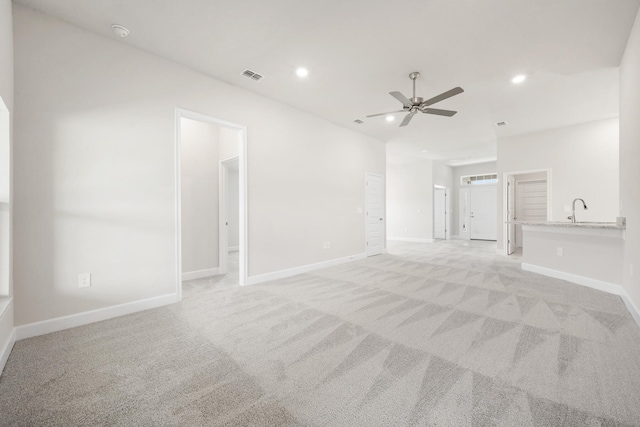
[388,237,435,243]
[175,108,248,289]
[182,268,220,281]
[15,293,180,340]
[0,299,15,376]
[621,292,640,329]
[521,262,640,328]
[521,263,622,295]
[247,253,366,286]
[0,329,15,376]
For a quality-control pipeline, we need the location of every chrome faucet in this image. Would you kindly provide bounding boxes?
[568,198,588,223]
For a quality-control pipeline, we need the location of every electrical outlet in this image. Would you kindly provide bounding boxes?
[78,273,91,288]
[322,241,330,249]
[557,247,564,256]
[357,207,363,214]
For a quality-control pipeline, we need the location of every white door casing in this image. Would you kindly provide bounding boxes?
[366,173,384,256]
[434,187,446,240]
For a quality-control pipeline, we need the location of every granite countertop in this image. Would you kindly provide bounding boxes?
[506,220,625,230]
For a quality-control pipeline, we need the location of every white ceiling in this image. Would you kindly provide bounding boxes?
[15,0,640,166]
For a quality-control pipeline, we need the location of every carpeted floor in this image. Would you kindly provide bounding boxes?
[1,241,640,426]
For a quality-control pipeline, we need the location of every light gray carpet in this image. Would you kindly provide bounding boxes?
[1,241,640,426]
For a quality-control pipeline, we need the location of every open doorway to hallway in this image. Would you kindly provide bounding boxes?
[175,109,247,295]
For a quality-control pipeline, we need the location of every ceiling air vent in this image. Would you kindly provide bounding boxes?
[495,121,508,127]
[353,119,364,124]
[241,69,264,81]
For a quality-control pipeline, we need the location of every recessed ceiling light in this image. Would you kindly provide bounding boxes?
[296,67,309,78]
[111,24,129,38]
[511,74,526,84]
[386,115,395,122]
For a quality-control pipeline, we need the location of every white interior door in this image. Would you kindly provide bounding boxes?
[366,173,384,256]
[470,186,497,241]
[507,176,516,254]
[434,188,446,240]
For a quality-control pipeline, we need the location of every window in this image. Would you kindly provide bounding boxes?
[460,173,498,186]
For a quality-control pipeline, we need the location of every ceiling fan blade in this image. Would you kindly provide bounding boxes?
[399,111,417,127]
[422,87,464,107]
[390,91,412,108]
[366,110,406,118]
[422,108,457,117]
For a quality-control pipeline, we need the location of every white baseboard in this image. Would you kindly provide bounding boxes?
[15,292,180,341]
[228,246,239,252]
[247,253,366,286]
[182,268,219,281]
[621,292,640,329]
[521,263,622,295]
[0,329,15,376]
[387,237,435,243]
[521,263,640,327]
[0,301,15,376]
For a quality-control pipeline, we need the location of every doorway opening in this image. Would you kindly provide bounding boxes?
[365,173,385,256]
[459,185,497,241]
[503,169,551,256]
[219,156,239,277]
[175,109,247,298]
[433,186,448,240]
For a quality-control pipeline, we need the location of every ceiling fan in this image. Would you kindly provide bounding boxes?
[367,72,464,127]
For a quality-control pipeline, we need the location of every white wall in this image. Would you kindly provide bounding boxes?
[0,0,14,372]
[180,118,219,274]
[387,156,452,241]
[451,161,497,237]
[620,7,640,314]
[496,118,619,252]
[387,158,434,241]
[12,6,385,326]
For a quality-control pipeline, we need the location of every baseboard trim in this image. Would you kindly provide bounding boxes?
[521,263,640,327]
[0,301,15,375]
[15,292,180,341]
[247,253,366,286]
[521,263,622,295]
[0,329,15,376]
[182,268,219,281]
[387,237,435,243]
[621,292,640,329]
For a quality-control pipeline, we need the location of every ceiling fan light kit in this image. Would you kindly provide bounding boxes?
[367,72,464,127]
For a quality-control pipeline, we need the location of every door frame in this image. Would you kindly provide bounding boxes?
[365,173,385,256]
[501,168,552,256]
[433,185,448,240]
[174,108,248,299]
